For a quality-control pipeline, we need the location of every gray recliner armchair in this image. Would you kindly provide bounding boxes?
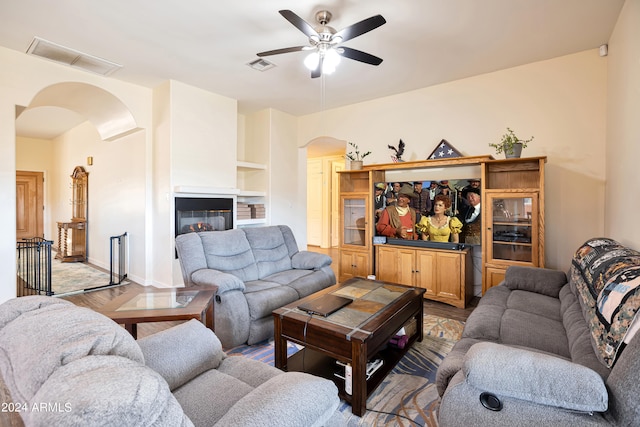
[0,296,341,427]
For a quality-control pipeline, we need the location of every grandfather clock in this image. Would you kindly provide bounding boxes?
[56,166,88,262]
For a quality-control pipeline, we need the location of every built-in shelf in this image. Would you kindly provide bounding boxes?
[237,161,267,170]
[236,159,268,227]
[237,218,267,226]
[238,190,267,197]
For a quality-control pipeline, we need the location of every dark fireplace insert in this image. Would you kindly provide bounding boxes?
[174,197,233,237]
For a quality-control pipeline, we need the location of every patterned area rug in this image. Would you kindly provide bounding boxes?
[227,314,464,426]
[51,257,128,295]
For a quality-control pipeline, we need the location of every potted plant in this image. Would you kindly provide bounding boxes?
[345,142,371,170]
[489,127,534,158]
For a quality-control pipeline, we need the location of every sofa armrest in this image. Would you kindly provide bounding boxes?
[503,266,567,298]
[464,342,607,413]
[138,319,224,391]
[215,372,339,427]
[291,251,332,270]
[190,269,245,294]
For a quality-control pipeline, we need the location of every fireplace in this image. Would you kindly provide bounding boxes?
[174,197,233,238]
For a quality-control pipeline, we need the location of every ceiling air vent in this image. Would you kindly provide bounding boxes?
[247,58,276,72]
[26,37,122,76]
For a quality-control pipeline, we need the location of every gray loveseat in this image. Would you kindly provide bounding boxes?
[175,225,336,348]
[437,238,640,426]
[0,296,340,426]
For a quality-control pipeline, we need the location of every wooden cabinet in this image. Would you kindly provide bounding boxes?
[376,244,473,308]
[482,157,545,294]
[334,156,545,300]
[55,221,87,262]
[338,169,384,282]
[339,249,371,281]
[56,166,88,262]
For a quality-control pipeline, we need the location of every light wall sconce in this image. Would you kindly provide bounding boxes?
[87,156,93,166]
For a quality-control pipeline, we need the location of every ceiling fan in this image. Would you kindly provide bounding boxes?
[257,9,386,78]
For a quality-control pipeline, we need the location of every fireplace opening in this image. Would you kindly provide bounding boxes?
[175,197,233,238]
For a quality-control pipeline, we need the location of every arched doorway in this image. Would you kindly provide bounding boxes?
[15,82,140,295]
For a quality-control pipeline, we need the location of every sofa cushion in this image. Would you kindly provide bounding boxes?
[243,226,293,278]
[217,355,283,387]
[138,320,224,391]
[506,289,562,321]
[0,296,143,403]
[284,269,336,298]
[571,238,640,367]
[465,342,608,413]
[215,372,340,427]
[503,266,567,298]
[500,309,570,358]
[26,355,191,427]
[173,368,255,426]
[244,284,299,320]
[199,230,259,282]
[263,269,313,286]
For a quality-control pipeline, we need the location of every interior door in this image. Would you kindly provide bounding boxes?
[16,171,44,240]
[331,161,345,247]
[306,159,323,245]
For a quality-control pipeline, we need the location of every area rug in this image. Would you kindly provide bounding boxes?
[51,257,127,295]
[226,314,464,427]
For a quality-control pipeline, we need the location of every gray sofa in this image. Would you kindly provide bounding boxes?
[437,238,640,426]
[0,296,340,427]
[175,225,336,348]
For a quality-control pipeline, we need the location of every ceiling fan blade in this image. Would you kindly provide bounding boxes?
[338,47,383,65]
[279,9,319,38]
[333,15,386,43]
[257,46,307,57]
[311,56,322,78]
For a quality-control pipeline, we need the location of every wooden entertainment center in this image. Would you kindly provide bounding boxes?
[338,156,546,307]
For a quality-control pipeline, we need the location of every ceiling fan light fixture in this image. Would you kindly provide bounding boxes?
[322,49,341,74]
[304,51,320,71]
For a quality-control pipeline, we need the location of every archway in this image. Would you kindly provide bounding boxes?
[15,82,142,296]
[22,82,140,141]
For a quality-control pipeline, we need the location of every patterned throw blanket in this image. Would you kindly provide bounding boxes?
[571,237,640,368]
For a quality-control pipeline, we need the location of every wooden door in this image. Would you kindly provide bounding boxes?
[16,171,44,240]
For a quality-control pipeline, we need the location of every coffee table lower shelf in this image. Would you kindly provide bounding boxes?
[284,333,419,408]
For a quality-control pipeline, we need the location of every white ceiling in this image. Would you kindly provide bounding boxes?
[1,0,624,139]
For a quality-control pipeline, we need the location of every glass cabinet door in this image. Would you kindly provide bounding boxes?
[342,196,368,247]
[487,193,538,265]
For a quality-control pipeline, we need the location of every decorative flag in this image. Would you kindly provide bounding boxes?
[427,139,463,160]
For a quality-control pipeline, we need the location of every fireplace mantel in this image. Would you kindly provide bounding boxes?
[174,186,240,195]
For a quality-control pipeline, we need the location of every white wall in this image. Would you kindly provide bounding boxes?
[170,80,237,190]
[606,0,640,249]
[161,80,238,287]
[299,50,608,271]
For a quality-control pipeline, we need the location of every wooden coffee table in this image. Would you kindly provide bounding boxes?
[273,277,425,416]
[99,287,215,339]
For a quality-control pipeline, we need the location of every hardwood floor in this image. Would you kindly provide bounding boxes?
[63,246,477,339]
